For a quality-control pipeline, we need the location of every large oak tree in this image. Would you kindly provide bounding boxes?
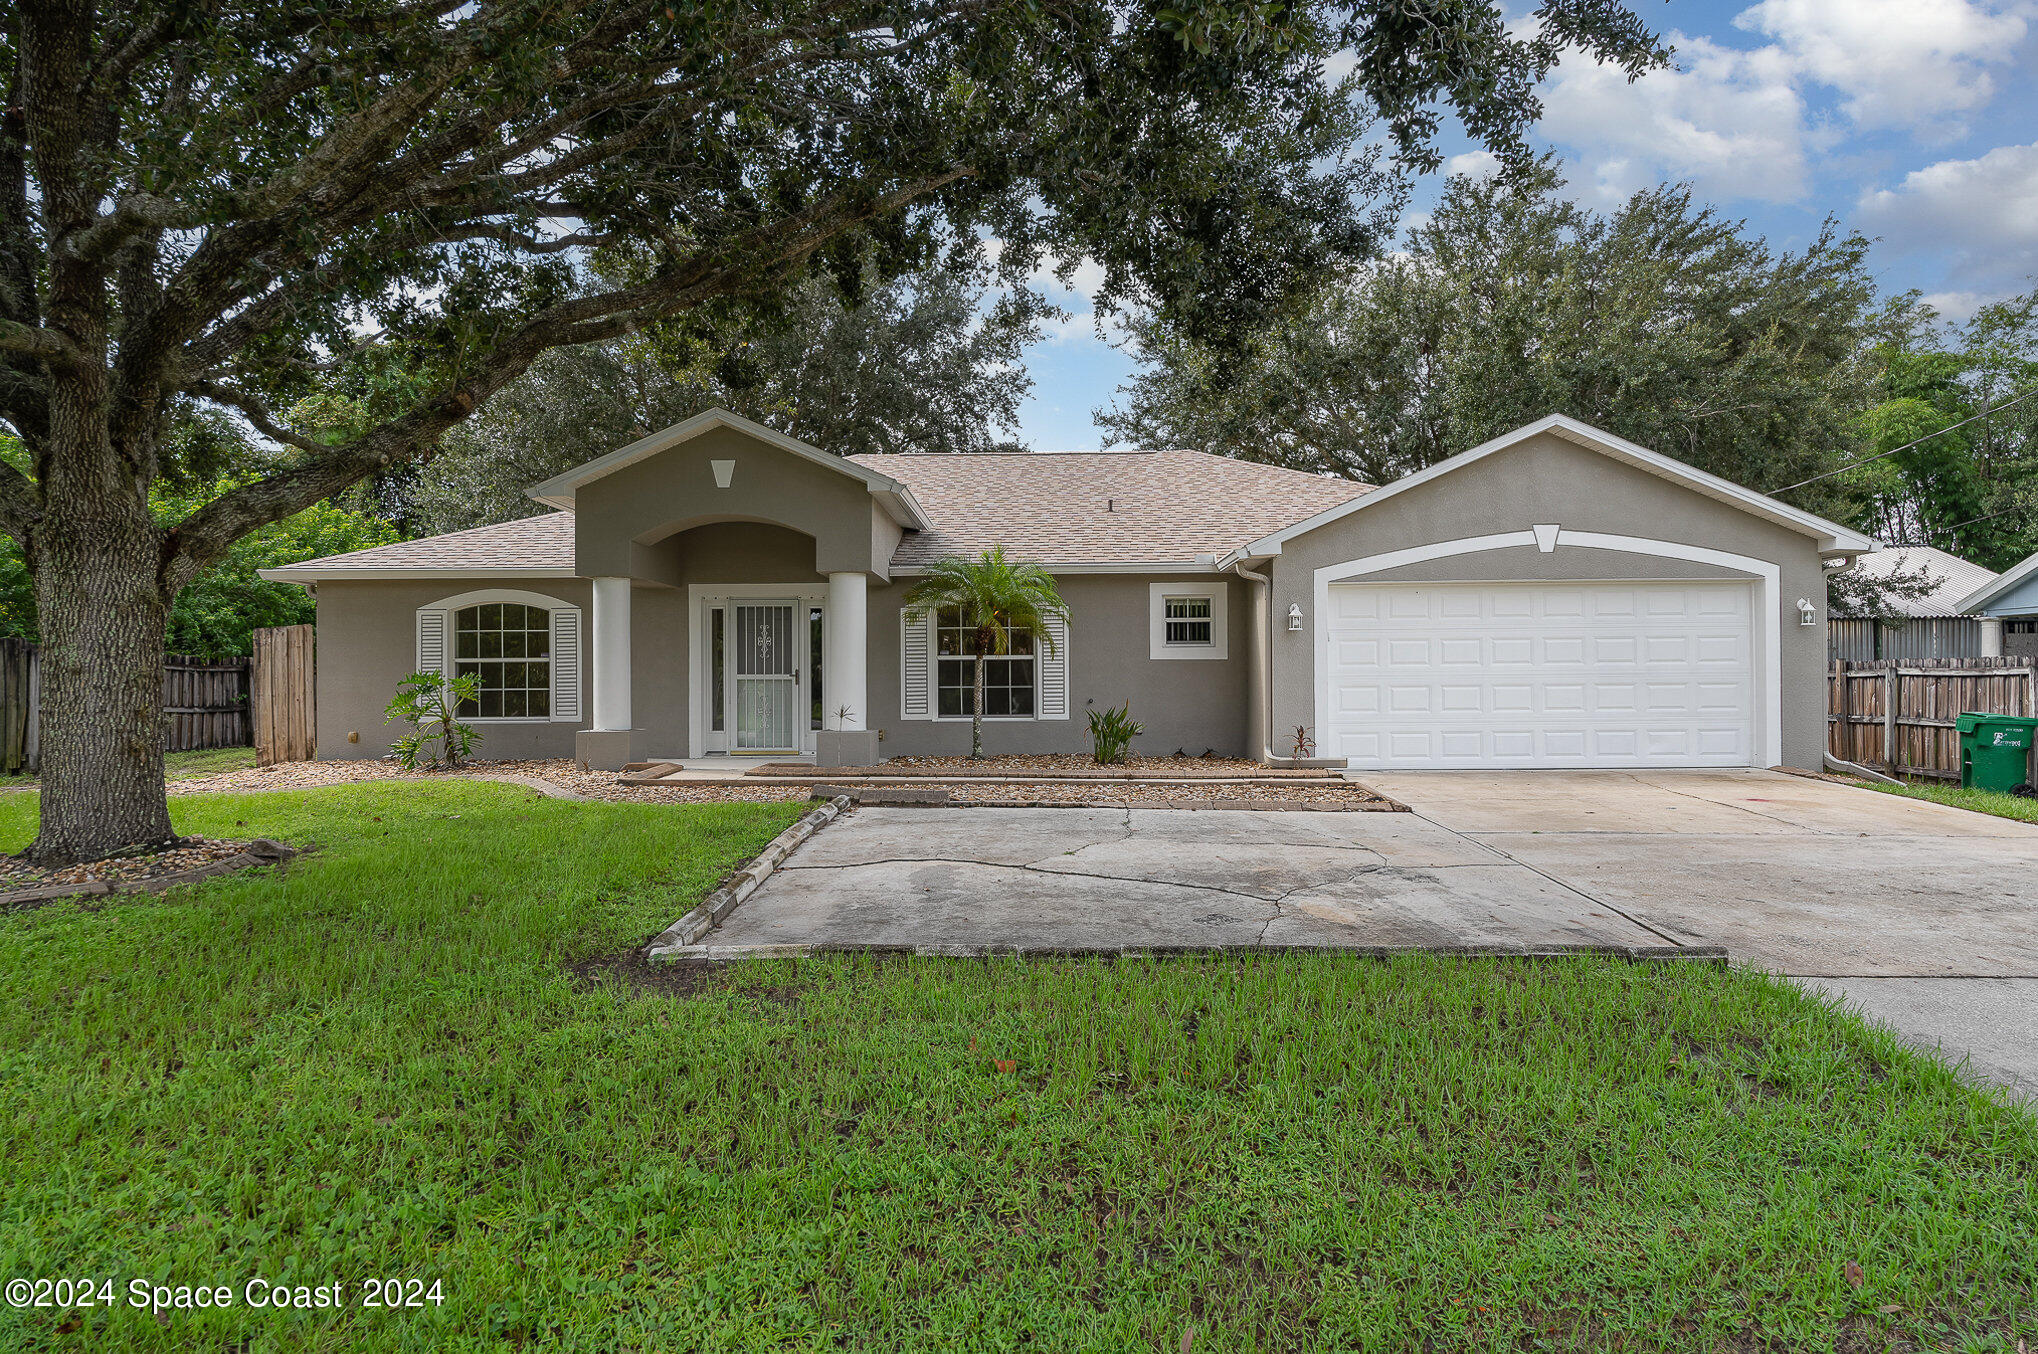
[1,0,1659,861]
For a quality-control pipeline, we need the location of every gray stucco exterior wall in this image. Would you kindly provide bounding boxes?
[864,573,1250,757]
[309,578,614,761]
[572,424,891,579]
[306,552,1251,762]
[1263,432,1835,770]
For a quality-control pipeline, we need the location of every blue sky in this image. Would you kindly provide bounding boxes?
[1013,0,2038,451]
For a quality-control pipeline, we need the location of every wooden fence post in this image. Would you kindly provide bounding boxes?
[1882,660,1898,775]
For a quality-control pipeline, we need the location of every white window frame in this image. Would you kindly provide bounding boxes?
[1148,581,1228,660]
[932,606,1039,721]
[417,588,582,724]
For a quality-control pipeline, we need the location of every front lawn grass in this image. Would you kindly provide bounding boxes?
[0,744,258,787]
[1,784,2033,1351]
[1871,779,2038,825]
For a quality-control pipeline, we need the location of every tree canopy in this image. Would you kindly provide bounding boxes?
[406,261,1046,534]
[1099,160,1880,521]
[1842,294,2038,572]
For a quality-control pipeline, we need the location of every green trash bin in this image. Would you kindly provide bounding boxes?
[1955,712,2038,792]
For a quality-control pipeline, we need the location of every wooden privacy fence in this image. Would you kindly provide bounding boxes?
[163,653,253,752]
[0,639,259,775]
[0,637,39,775]
[1829,657,2038,781]
[250,624,316,765]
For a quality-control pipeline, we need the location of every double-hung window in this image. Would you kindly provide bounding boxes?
[935,607,1035,717]
[454,602,552,718]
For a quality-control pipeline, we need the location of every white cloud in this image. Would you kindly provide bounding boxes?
[1917,291,1996,321]
[1735,0,2029,135]
[1443,151,1503,181]
[1857,141,2038,291]
[1534,31,1812,203]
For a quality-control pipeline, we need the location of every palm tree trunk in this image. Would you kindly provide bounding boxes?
[971,650,986,759]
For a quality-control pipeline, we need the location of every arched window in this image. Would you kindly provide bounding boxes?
[416,590,582,722]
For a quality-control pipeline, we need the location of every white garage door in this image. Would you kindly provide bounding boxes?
[1324,580,1756,769]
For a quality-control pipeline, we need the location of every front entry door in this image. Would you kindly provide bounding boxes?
[731,602,802,752]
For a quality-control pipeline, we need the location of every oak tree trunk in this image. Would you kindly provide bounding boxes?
[25,427,178,864]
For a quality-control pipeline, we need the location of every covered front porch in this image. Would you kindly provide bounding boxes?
[580,573,877,770]
[527,410,923,771]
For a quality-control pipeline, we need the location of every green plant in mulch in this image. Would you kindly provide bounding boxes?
[384,670,482,769]
[1086,700,1143,764]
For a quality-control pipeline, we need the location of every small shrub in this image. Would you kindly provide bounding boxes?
[1087,701,1143,764]
[1290,725,1315,759]
[385,671,482,769]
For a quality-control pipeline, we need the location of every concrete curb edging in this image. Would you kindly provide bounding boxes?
[651,941,1730,964]
[644,795,853,959]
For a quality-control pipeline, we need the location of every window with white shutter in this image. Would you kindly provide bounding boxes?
[416,590,582,723]
[417,609,448,678]
[900,608,932,719]
[1037,613,1070,720]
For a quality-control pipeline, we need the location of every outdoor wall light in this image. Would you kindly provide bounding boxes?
[1287,603,1304,632]
[1796,597,1817,626]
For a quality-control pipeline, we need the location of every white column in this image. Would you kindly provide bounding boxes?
[591,576,632,731]
[1981,615,2005,658]
[825,571,867,730]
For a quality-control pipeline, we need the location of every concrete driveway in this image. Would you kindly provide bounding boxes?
[706,769,2038,1094]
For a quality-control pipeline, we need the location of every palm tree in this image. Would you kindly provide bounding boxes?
[903,548,1071,759]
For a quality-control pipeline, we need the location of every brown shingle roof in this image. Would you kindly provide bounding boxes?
[270,453,1371,574]
[847,449,1371,568]
[277,512,575,572]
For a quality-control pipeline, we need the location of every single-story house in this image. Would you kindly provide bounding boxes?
[1829,545,2000,661]
[1953,551,2038,658]
[263,409,1878,772]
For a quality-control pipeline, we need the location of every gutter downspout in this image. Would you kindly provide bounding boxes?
[1228,557,1276,763]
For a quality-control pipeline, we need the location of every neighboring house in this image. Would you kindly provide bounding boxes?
[1953,551,2038,659]
[1830,546,2000,661]
[262,409,1877,772]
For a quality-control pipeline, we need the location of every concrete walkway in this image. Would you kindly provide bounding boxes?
[711,768,2038,1097]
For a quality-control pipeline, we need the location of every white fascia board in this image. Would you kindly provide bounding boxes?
[522,406,928,529]
[1238,414,1880,557]
[257,566,578,582]
[1954,550,2038,615]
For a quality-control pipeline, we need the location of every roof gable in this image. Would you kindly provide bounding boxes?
[1234,414,1880,559]
[1956,549,2038,616]
[524,407,929,528]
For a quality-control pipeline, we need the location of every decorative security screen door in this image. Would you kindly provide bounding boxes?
[731,602,801,752]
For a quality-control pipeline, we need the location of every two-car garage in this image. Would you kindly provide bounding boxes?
[1321,580,1759,769]
[1249,416,1873,775]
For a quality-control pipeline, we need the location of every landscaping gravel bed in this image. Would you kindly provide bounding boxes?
[0,836,254,893]
[164,757,1386,810]
[752,753,1301,778]
[169,757,815,804]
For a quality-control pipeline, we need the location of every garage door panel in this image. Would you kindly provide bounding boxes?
[1326,580,1756,769]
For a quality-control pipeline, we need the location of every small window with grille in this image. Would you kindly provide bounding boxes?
[1163,595,1213,647]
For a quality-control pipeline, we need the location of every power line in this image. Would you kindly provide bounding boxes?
[1766,383,2038,496]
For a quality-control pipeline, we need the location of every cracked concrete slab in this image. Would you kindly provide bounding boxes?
[708,803,1666,954]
